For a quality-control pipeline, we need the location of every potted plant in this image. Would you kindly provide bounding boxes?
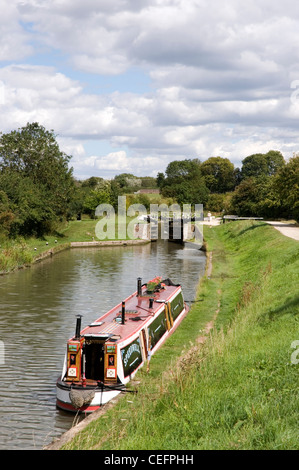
[146,276,162,294]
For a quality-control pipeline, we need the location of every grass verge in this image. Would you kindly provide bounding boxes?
[0,217,137,274]
[61,220,299,450]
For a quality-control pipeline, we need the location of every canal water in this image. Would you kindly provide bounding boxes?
[0,239,206,450]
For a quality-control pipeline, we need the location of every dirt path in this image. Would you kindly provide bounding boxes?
[266,221,299,241]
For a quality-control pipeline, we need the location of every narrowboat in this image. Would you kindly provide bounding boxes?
[56,277,189,413]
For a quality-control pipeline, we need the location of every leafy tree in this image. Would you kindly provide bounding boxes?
[82,180,112,217]
[241,154,268,179]
[164,158,201,182]
[266,150,286,176]
[160,159,209,206]
[126,192,151,211]
[230,176,280,218]
[234,167,242,187]
[0,189,14,236]
[206,193,225,212]
[200,156,236,193]
[274,156,299,221]
[140,176,158,188]
[110,179,122,210]
[83,190,111,217]
[230,178,259,216]
[0,122,75,235]
[113,173,142,193]
[156,172,165,189]
[81,176,104,188]
[241,150,285,180]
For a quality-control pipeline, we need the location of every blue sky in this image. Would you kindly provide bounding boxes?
[1,0,299,179]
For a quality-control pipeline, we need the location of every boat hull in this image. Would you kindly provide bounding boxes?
[56,379,122,413]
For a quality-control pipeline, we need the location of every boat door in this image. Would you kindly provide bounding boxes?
[84,338,105,381]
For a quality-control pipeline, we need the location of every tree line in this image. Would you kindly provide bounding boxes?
[157,152,299,222]
[0,122,298,239]
[0,123,160,238]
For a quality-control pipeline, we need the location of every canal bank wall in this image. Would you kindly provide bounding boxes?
[33,239,151,265]
[35,239,151,262]
[70,239,151,248]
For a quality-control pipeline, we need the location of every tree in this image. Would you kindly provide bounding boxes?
[113,173,142,193]
[200,156,236,193]
[0,122,75,235]
[0,189,14,236]
[82,180,112,217]
[241,150,285,180]
[156,172,165,189]
[164,158,201,182]
[140,176,158,189]
[206,193,225,212]
[274,156,299,221]
[160,159,209,206]
[266,150,286,176]
[230,178,260,216]
[81,176,104,188]
[234,167,242,186]
[230,176,280,218]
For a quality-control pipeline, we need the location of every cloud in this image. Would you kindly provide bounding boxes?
[73,150,164,179]
[1,0,299,178]
[0,1,33,60]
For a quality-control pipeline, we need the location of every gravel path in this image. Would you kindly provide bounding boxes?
[266,221,299,241]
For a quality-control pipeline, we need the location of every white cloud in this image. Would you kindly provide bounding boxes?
[74,150,165,179]
[0,1,33,60]
[1,0,299,178]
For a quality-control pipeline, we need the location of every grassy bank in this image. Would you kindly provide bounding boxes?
[0,217,137,273]
[0,238,34,273]
[61,220,298,450]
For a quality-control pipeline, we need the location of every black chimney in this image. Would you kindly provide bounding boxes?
[121,301,126,325]
[137,277,142,296]
[75,315,82,339]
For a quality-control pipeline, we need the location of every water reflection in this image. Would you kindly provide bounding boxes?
[0,240,205,449]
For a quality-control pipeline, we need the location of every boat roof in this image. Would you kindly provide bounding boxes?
[77,284,181,344]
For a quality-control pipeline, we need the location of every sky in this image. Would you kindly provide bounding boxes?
[1,0,299,180]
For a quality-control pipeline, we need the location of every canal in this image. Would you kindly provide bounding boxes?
[0,239,206,450]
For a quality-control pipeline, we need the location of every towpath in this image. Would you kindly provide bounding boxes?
[265,221,299,241]
[203,218,299,241]
[202,217,221,226]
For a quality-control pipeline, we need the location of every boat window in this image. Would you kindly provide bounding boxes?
[108,355,115,366]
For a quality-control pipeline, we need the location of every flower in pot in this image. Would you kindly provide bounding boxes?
[146,276,162,293]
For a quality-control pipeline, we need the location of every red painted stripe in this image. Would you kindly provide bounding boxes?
[56,399,100,413]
